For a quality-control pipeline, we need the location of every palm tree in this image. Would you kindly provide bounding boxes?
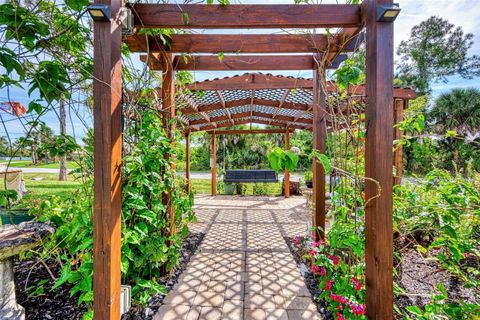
[430,88,480,142]
[430,88,480,163]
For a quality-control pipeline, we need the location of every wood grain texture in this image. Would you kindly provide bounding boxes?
[284,129,290,198]
[394,99,405,186]
[312,66,327,240]
[211,133,217,196]
[185,133,191,194]
[132,4,361,29]
[161,52,176,241]
[364,0,395,318]
[92,0,122,319]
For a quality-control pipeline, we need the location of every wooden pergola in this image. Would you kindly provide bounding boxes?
[173,73,414,197]
[92,1,412,319]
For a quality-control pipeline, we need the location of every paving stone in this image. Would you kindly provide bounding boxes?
[153,195,322,320]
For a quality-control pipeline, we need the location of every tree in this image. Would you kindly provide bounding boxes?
[430,88,480,142]
[397,16,480,95]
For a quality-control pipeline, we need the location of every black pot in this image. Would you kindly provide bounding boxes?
[305,181,313,188]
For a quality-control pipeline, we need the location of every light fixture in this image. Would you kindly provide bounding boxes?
[377,3,401,22]
[87,4,111,22]
[121,7,134,35]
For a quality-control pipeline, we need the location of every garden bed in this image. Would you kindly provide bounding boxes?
[13,231,204,320]
[285,235,479,319]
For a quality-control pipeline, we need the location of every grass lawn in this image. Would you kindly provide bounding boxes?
[191,179,283,196]
[0,160,79,169]
[1,173,82,209]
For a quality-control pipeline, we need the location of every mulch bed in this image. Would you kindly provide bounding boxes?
[284,235,478,319]
[13,231,204,320]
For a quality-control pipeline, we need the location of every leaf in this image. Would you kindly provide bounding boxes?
[218,51,224,63]
[312,151,331,173]
[182,12,190,26]
[406,306,424,316]
[65,0,89,11]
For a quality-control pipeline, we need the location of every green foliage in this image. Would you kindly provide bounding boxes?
[303,171,313,182]
[267,147,299,172]
[252,183,269,196]
[397,16,480,94]
[311,151,331,174]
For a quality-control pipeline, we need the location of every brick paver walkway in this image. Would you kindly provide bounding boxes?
[154,195,322,320]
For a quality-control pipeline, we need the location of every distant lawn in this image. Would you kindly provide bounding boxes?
[0,173,82,209]
[0,160,79,169]
[191,179,283,196]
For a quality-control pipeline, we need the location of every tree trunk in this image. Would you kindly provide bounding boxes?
[59,94,67,181]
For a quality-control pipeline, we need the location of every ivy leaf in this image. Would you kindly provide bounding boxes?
[28,101,44,114]
[311,150,331,173]
[182,12,190,26]
[218,51,225,63]
[65,0,89,12]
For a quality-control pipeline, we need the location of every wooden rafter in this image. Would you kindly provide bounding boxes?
[209,128,295,135]
[131,4,362,29]
[190,111,312,126]
[269,89,290,125]
[216,90,233,125]
[181,98,309,115]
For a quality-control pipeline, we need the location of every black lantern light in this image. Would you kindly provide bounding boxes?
[87,4,111,22]
[377,3,401,22]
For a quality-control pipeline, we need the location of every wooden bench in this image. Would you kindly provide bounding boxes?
[224,170,278,183]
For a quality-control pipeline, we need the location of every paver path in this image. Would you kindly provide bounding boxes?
[154,195,322,320]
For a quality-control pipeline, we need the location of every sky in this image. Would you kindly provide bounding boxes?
[1,0,479,142]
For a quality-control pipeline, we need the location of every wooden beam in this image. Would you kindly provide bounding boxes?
[180,98,310,115]
[190,111,311,126]
[132,4,362,29]
[161,52,176,247]
[210,128,294,135]
[211,133,217,196]
[365,0,394,318]
[187,73,314,91]
[284,129,290,198]
[173,55,316,71]
[92,0,122,319]
[184,74,416,100]
[394,99,405,185]
[186,132,191,194]
[312,65,327,240]
[189,118,307,132]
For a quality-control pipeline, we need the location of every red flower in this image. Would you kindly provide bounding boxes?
[325,280,334,291]
[311,265,321,274]
[293,235,302,245]
[329,255,340,266]
[336,312,345,320]
[349,303,366,316]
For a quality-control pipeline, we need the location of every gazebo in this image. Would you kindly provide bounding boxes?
[91,1,412,319]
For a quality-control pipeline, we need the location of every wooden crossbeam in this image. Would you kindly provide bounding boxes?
[188,117,307,132]
[269,89,290,124]
[124,33,362,54]
[190,111,312,126]
[131,4,362,29]
[209,128,295,135]
[184,74,416,99]
[181,98,309,115]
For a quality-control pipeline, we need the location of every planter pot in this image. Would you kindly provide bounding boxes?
[305,181,313,189]
[224,183,235,195]
[0,210,33,225]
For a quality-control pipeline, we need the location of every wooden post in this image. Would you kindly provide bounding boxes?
[284,129,290,198]
[92,0,122,319]
[365,0,395,318]
[211,133,217,196]
[185,132,191,193]
[312,65,327,240]
[161,52,176,239]
[394,99,405,185]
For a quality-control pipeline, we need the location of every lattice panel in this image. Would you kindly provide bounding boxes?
[221,90,252,102]
[254,89,286,101]
[285,89,312,104]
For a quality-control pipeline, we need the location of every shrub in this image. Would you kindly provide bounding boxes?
[252,183,268,196]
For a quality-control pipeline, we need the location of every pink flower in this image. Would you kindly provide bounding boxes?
[320,267,327,277]
[349,303,366,316]
[311,265,321,274]
[293,235,302,245]
[351,277,363,291]
[311,241,321,248]
[336,312,345,320]
[464,252,470,259]
[329,255,340,266]
[308,249,317,257]
[325,280,334,291]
